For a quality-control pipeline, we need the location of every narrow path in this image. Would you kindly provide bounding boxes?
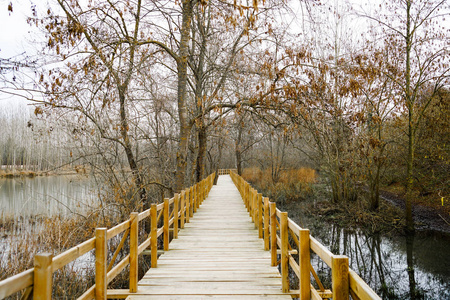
[126,175,291,299]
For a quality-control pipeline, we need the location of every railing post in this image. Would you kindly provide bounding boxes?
[180,190,185,228]
[150,204,157,268]
[247,185,252,213]
[245,183,249,211]
[174,193,179,239]
[198,181,202,205]
[258,193,263,238]
[253,190,257,225]
[197,182,201,209]
[163,198,169,251]
[95,228,107,300]
[129,212,139,293]
[332,255,349,300]
[251,190,256,223]
[280,212,289,293]
[250,189,255,221]
[299,229,310,300]
[239,177,243,198]
[193,185,198,213]
[33,253,53,300]
[269,202,277,266]
[200,180,204,204]
[203,179,206,202]
[189,186,194,217]
[186,188,191,222]
[263,197,270,250]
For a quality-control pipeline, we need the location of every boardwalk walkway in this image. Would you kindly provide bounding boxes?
[0,170,381,299]
[126,175,291,299]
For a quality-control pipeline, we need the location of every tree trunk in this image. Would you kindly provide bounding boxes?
[195,126,206,182]
[369,168,380,211]
[404,0,414,232]
[236,148,242,176]
[214,137,224,185]
[174,0,194,192]
[119,90,147,207]
[235,123,243,176]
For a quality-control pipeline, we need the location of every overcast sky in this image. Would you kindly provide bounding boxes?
[0,0,39,59]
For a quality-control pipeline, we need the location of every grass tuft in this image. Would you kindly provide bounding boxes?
[242,167,317,204]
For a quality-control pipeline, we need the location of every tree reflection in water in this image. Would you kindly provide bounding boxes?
[308,224,449,299]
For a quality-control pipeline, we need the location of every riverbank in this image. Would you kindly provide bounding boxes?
[379,189,450,234]
[306,188,450,235]
[242,170,450,299]
[0,169,86,178]
[241,167,449,235]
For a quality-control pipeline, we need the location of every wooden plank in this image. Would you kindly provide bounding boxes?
[138,278,284,284]
[0,269,33,299]
[163,198,169,251]
[52,237,95,271]
[180,190,185,228]
[95,228,107,300]
[173,193,179,238]
[280,212,289,293]
[125,295,291,300]
[270,202,277,266]
[129,212,138,292]
[33,253,53,300]
[129,287,293,295]
[106,219,130,239]
[125,175,292,300]
[349,269,382,300]
[310,236,333,267]
[106,255,129,284]
[332,255,349,300]
[137,208,150,221]
[299,229,311,300]
[150,204,157,268]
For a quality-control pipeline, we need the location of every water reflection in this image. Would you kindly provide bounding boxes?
[0,176,97,218]
[308,223,450,299]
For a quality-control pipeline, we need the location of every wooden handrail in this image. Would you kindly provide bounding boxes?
[0,173,216,300]
[217,169,237,175]
[229,171,381,300]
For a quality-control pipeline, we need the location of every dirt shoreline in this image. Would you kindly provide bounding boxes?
[379,190,450,234]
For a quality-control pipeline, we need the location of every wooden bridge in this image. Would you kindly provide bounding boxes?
[0,170,380,300]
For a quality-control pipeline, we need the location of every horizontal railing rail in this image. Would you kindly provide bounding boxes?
[217,169,237,175]
[0,173,215,300]
[230,171,381,300]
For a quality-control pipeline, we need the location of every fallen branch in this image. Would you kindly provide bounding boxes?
[438,214,450,226]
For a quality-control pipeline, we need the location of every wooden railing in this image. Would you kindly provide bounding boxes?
[230,171,381,300]
[217,169,237,175]
[0,173,216,300]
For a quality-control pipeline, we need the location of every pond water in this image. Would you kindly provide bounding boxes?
[303,218,450,299]
[0,175,98,218]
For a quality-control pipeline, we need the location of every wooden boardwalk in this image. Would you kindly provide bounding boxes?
[0,170,380,300]
[126,175,291,299]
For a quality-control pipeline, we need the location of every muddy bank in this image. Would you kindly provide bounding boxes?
[379,190,450,234]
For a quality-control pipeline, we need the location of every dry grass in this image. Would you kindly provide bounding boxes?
[0,170,37,178]
[242,167,317,204]
[0,210,135,299]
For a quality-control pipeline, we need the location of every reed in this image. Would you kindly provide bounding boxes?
[242,167,317,204]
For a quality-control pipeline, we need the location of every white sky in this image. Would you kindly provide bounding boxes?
[0,0,39,59]
[0,1,42,108]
